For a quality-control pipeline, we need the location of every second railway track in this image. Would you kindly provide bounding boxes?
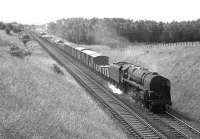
[29,31,200,139]
[159,111,200,138]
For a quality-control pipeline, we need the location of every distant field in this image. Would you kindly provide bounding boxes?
[83,42,200,123]
[0,30,128,139]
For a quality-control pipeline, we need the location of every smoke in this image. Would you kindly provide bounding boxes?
[108,83,123,94]
[149,63,158,72]
[47,18,131,48]
[92,21,130,48]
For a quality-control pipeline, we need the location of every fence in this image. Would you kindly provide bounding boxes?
[145,41,200,48]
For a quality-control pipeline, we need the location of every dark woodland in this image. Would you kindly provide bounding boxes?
[47,18,200,46]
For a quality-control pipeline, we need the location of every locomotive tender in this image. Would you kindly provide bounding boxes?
[40,33,172,111]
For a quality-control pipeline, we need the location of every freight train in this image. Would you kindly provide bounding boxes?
[40,33,172,111]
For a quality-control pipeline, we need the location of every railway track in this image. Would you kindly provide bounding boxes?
[159,111,200,138]
[29,31,200,138]
[118,93,200,139]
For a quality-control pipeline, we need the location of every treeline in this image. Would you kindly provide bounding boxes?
[47,18,200,46]
[0,21,24,34]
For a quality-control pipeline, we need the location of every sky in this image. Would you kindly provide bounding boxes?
[0,0,199,25]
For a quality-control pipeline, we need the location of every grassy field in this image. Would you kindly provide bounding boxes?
[0,30,128,139]
[82,43,200,123]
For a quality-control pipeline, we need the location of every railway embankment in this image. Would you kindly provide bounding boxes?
[0,30,128,139]
[82,43,200,124]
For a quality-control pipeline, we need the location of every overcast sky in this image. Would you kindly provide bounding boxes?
[0,0,199,25]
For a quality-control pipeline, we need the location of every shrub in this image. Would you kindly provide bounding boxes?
[52,64,64,75]
[0,22,5,30]
[13,27,23,33]
[12,24,24,33]
[19,34,31,45]
[22,35,31,45]
[9,44,31,58]
[5,23,14,35]
[5,28,11,35]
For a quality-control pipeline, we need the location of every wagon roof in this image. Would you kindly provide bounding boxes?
[43,35,53,38]
[81,49,102,57]
[75,47,89,51]
[100,65,110,68]
[55,39,63,42]
[64,42,71,45]
[50,36,58,41]
[64,42,77,48]
[64,41,76,46]
[64,42,69,45]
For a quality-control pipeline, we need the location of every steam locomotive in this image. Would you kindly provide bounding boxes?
[109,62,171,111]
[40,33,172,111]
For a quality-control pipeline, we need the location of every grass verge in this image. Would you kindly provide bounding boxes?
[0,31,128,139]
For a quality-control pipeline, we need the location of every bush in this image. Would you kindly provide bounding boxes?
[9,44,31,58]
[5,28,11,35]
[12,24,24,33]
[13,28,23,33]
[52,64,64,75]
[5,23,14,35]
[22,35,31,44]
[0,22,5,30]
[19,34,31,45]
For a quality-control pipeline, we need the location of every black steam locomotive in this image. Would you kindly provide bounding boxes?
[109,62,172,111]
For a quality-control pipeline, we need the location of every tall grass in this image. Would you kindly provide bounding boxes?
[0,53,127,139]
[0,29,128,138]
